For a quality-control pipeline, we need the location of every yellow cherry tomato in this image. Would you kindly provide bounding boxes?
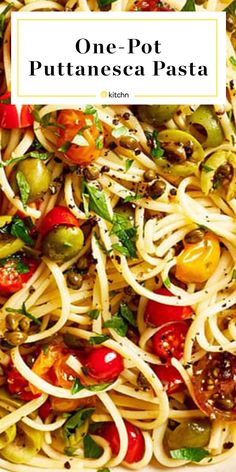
[175,232,220,284]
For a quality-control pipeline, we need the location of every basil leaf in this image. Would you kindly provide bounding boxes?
[6,302,41,326]
[115,227,137,259]
[170,448,210,462]
[87,382,111,392]
[125,159,134,171]
[0,3,13,39]
[230,56,236,67]
[0,151,52,168]
[16,171,30,209]
[119,303,137,327]
[98,0,117,7]
[146,130,164,159]
[71,378,84,394]
[112,212,130,234]
[104,315,128,336]
[15,261,29,275]
[202,164,214,173]
[89,334,110,345]
[63,408,94,439]
[111,243,130,257]
[95,135,104,150]
[10,216,33,246]
[163,277,171,289]
[224,0,236,15]
[84,105,96,115]
[111,126,129,139]
[87,309,100,320]
[83,434,103,459]
[58,141,71,152]
[84,182,112,222]
[181,0,196,11]
[123,194,143,203]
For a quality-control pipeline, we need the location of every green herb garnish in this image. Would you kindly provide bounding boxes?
[83,434,103,459]
[89,334,110,345]
[181,0,196,11]
[6,302,41,326]
[170,448,210,462]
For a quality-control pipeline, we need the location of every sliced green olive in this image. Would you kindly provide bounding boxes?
[11,158,51,202]
[0,407,16,450]
[201,150,236,200]
[42,225,84,262]
[187,106,224,148]
[166,419,211,450]
[136,105,178,126]
[1,422,42,463]
[0,234,24,259]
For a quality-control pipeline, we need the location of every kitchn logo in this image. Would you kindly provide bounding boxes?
[100,90,130,99]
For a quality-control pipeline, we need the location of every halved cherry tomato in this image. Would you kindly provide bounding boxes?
[153,364,185,394]
[38,399,52,421]
[99,420,145,463]
[0,92,33,129]
[175,232,220,284]
[192,352,236,420]
[0,255,38,295]
[57,110,103,166]
[133,0,174,11]
[40,206,79,238]
[51,395,97,413]
[84,347,124,382]
[144,287,192,327]
[152,321,188,363]
[6,364,39,401]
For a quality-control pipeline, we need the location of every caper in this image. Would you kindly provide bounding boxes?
[136,105,178,126]
[195,0,205,4]
[184,228,205,244]
[42,225,84,263]
[148,180,166,199]
[162,142,187,163]
[76,256,89,273]
[4,331,28,346]
[215,164,232,178]
[166,419,211,450]
[214,396,235,411]
[143,169,156,182]
[226,14,235,32]
[83,166,100,181]
[67,271,83,290]
[19,317,31,333]
[11,158,51,202]
[137,372,150,390]
[5,313,19,332]
[119,136,139,150]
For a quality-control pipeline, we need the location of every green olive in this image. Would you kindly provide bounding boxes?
[119,136,139,150]
[187,106,224,148]
[4,331,28,346]
[12,158,51,202]
[42,225,84,262]
[136,105,178,126]
[184,228,205,244]
[149,180,166,199]
[143,169,156,182]
[166,419,211,450]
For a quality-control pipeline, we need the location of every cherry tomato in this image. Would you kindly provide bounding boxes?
[40,206,79,238]
[0,255,38,295]
[0,92,33,129]
[99,420,145,463]
[152,321,188,363]
[175,232,220,284]
[84,347,124,382]
[133,0,174,11]
[192,352,236,420]
[144,287,192,327]
[38,399,52,421]
[57,110,103,166]
[153,364,185,394]
[51,395,97,413]
[6,364,39,401]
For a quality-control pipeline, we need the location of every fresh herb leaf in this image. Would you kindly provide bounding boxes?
[87,382,111,392]
[94,112,103,133]
[16,171,30,209]
[224,0,236,15]
[42,344,49,355]
[170,448,210,462]
[63,408,94,439]
[111,243,130,257]
[119,303,137,328]
[84,182,112,222]
[111,126,129,139]
[0,3,13,39]
[115,227,137,259]
[125,159,134,172]
[83,434,103,459]
[98,0,117,7]
[71,378,84,394]
[146,130,164,159]
[0,151,51,168]
[104,315,128,336]
[202,164,214,173]
[6,302,41,326]
[181,0,196,11]
[164,277,171,289]
[15,261,29,275]
[99,469,110,472]
[87,309,100,320]
[112,212,131,234]
[10,216,33,246]
[89,334,110,345]
[72,133,89,147]
[58,141,71,152]
[95,135,104,150]
[123,194,143,203]
[81,193,90,218]
[84,105,96,115]
[85,118,93,127]
[230,56,236,67]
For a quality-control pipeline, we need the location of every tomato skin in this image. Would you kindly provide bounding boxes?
[6,364,39,401]
[57,110,103,166]
[99,420,145,463]
[144,287,192,327]
[176,232,220,284]
[84,347,124,382]
[0,255,38,295]
[51,395,97,413]
[153,364,185,394]
[0,92,33,129]
[152,321,188,363]
[133,0,174,11]
[39,399,52,421]
[40,206,79,237]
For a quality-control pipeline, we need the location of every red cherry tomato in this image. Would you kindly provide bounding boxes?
[84,347,124,382]
[57,110,103,166]
[144,288,192,327]
[6,364,39,401]
[0,92,33,129]
[40,206,79,238]
[153,364,185,394]
[99,420,145,463]
[0,255,38,295]
[152,321,188,363]
[192,352,236,420]
[133,0,174,11]
[38,399,52,421]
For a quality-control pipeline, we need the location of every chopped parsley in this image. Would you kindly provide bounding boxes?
[6,302,41,326]
[16,171,30,209]
[145,130,164,159]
